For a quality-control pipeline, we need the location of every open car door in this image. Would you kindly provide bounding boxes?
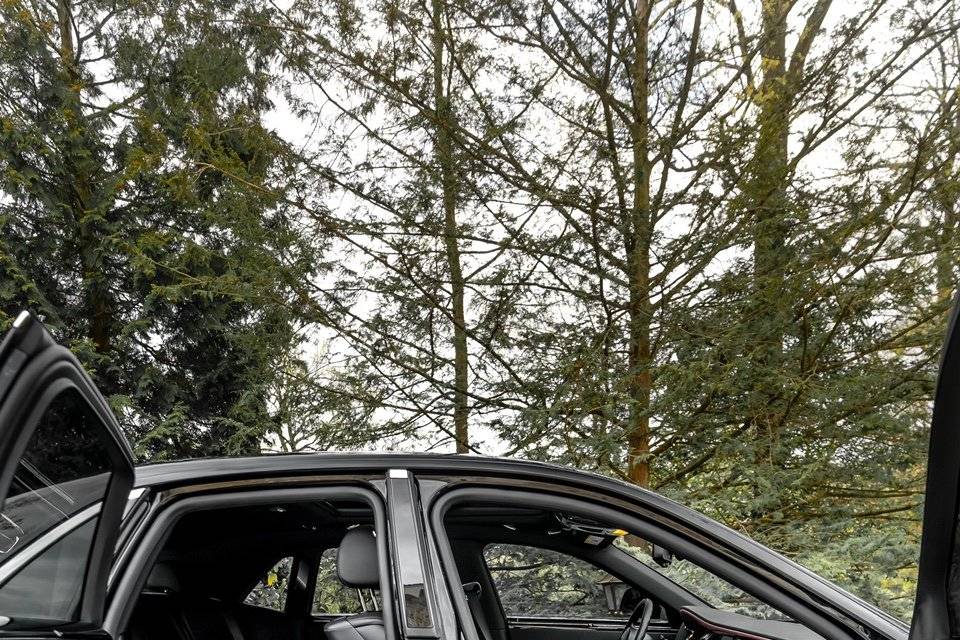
[911,295,960,640]
[0,311,134,634]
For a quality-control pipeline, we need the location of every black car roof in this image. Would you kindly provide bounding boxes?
[133,451,606,489]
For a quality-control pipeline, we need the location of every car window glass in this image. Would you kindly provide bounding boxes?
[0,386,119,625]
[312,547,380,615]
[613,537,789,620]
[0,387,113,566]
[483,543,627,619]
[0,518,96,623]
[245,557,293,611]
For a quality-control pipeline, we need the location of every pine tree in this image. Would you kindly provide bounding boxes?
[0,0,317,458]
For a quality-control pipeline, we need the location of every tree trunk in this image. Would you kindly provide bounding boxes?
[935,177,958,307]
[58,0,111,353]
[431,0,470,453]
[935,99,960,305]
[749,0,790,455]
[625,0,652,487]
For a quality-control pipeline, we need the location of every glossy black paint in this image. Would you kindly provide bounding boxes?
[0,313,135,631]
[909,292,960,640]
[0,307,944,640]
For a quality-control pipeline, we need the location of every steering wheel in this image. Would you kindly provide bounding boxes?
[619,598,654,640]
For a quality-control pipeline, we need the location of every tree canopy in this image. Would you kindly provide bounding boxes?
[2,0,958,621]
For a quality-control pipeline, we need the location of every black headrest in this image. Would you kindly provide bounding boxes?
[337,526,379,588]
[145,562,180,593]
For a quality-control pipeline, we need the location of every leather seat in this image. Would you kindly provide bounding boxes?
[128,563,302,640]
[323,528,385,640]
[128,563,242,640]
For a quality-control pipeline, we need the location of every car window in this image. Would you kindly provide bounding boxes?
[0,518,96,622]
[0,388,113,565]
[483,543,628,619]
[312,547,380,615]
[0,387,117,623]
[613,537,789,620]
[245,557,293,611]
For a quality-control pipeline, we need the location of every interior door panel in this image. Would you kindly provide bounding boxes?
[506,618,677,640]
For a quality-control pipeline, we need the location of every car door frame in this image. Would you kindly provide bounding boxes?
[462,536,679,640]
[103,482,399,640]
[0,311,135,634]
[424,483,867,640]
[909,295,960,640]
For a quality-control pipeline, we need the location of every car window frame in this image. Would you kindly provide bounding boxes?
[104,485,398,640]
[0,316,135,633]
[427,484,862,640]
[386,470,440,637]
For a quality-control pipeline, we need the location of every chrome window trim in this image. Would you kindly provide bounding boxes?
[104,485,398,640]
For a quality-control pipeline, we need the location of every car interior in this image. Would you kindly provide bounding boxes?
[441,500,819,640]
[124,499,386,640]
[446,505,670,639]
[122,497,815,640]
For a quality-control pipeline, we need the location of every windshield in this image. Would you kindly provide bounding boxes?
[613,536,790,621]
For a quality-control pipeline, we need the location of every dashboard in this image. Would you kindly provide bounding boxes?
[677,606,827,640]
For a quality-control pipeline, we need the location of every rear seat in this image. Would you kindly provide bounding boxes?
[126,564,304,640]
[233,603,305,640]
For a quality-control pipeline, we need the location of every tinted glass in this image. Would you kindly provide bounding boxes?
[613,537,789,620]
[0,386,117,625]
[0,388,112,566]
[312,548,379,615]
[245,557,293,611]
[389,479,433,629]
[483,543,626,618]
[0,518,96,622]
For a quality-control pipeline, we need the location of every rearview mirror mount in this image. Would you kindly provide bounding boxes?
[651,544,673,567]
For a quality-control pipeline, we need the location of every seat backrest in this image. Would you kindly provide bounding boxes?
[324,528,385,640]
[232,602,305,640]
[126,592,192,640]
[324,612,386,640]
[336,527,380,589]
[128,563,302,640]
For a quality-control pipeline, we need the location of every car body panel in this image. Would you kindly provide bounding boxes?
[0,308,942,640]
[908,293,960,640]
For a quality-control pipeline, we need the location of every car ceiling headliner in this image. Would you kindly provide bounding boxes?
[161,500,371,557]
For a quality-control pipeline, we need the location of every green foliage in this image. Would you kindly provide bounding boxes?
[484,543,617,618]
[1,0,958,624]
[245,557,293,611]
[0,0,318,459]
[312,549,373,615]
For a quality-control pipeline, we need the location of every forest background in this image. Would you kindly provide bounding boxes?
[2,0,958,621]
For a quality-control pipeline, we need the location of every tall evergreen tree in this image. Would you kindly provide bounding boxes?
[271,0,960,617]
[0,0,317,458]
